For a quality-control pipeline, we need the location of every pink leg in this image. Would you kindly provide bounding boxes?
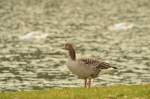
[84,79,87,88]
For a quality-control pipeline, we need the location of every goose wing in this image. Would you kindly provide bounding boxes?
[78,58,117,70]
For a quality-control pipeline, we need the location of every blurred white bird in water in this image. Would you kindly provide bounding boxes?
[108,22,134,31]
[19,31,49,43]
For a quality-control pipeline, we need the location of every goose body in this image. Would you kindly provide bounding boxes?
[67,59,97,79]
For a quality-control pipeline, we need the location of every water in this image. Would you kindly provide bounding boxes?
[0,0,150,91]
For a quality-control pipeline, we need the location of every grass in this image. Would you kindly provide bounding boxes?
[0,84,150,99]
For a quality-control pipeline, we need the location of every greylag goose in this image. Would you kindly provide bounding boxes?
[64,43,117,88]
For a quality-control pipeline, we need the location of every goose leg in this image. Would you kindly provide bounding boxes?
[84,79,87,88]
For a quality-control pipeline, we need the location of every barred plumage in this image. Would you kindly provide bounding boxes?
[79,58,116,70]
[79,58,99,65]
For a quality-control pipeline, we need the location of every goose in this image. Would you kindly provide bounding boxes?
[64,43,117,88]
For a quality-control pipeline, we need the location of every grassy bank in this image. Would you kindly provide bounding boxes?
[0,84,150,99]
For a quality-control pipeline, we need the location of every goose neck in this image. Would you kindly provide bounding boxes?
[68,48,76,61]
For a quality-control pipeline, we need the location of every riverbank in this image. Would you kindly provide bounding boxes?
[0,84,149,99]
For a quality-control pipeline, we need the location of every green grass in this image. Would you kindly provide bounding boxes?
[0,84,150,99]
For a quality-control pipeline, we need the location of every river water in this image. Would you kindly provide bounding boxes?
[0,0,150,91]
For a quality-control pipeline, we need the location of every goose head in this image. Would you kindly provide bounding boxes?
[64,43,76,60]
[64,43,74,51]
